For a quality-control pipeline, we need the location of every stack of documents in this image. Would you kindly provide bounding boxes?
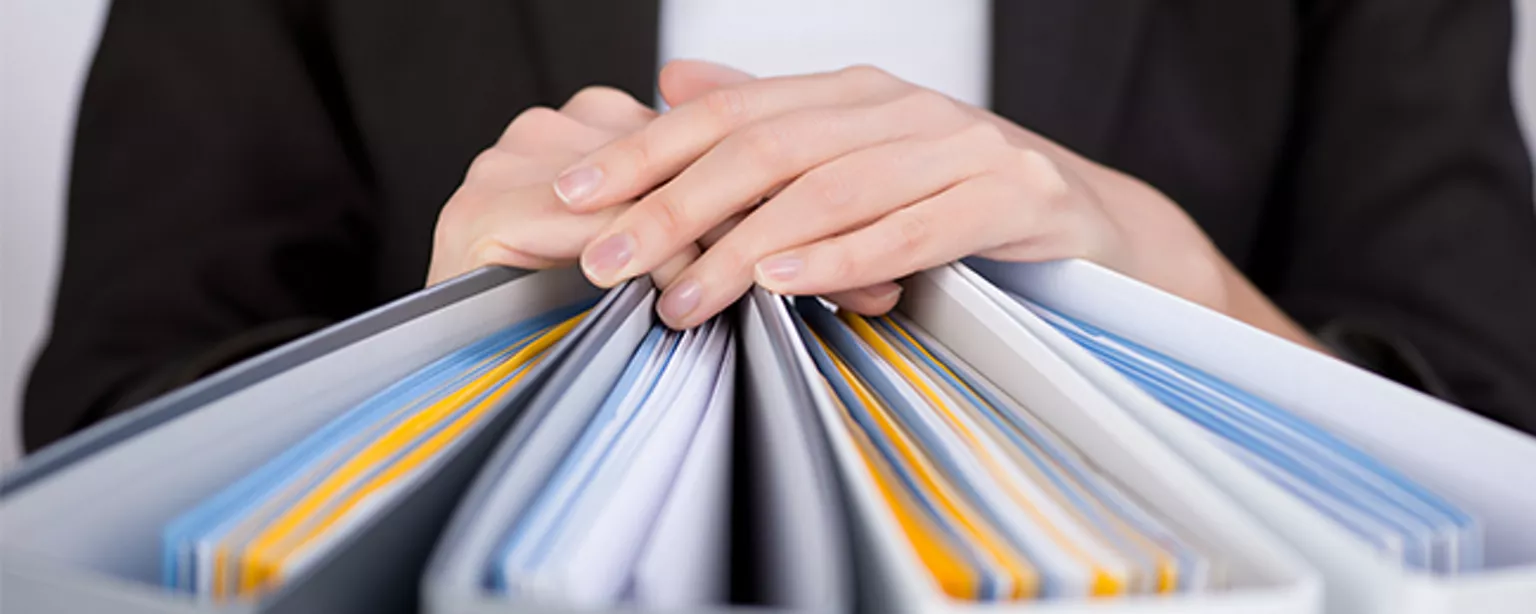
[160,301,592,601]
[1020,298,1482,575]
[6,263,1536,614]
[791,299,1214,601]
[964,258,1536,614]
[484,318,735,608]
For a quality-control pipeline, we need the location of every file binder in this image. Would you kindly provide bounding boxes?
[747,282,1321,613]
[795,303,1216,599]
[0,268,611,614]
[424,291,855,614]
[964,257,1536,614]
[6,257,1531,614]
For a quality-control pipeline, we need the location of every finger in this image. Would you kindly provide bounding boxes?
[649,243,701,290]
[478,203,625,262]
[753,176,1032,295]
[658,59,754,106]
[495,106,610,155]
[648,127,1000,325]
[560,86,657,132]
[699,211,747,247]
[552,64,909,211]
[584,96,974,287]
[824,283,904,316]
[436,183,628,280]
[695,125,1003,276]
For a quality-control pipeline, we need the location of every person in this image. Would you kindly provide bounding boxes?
[23,0,1536,452]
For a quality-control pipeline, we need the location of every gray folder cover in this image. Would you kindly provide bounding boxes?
[420,289,855,614]
[422,281,657,614]
[0,268,619,614]
[1,267,533,497]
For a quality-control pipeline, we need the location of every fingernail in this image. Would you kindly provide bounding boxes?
[554,165,603,206]
[688,60,754,85]
[659,279,702,323]
[866,284,903,302]
[756,255,803,282]
[582,233,634,281]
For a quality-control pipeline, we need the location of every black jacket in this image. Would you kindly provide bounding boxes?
[24,0,1536,451]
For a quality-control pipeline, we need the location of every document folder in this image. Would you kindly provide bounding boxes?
[966,257,1536,614]
[776,275,1321,613]
[0,268,612,614]
[424,289,854,614]
[5,257,1532,614]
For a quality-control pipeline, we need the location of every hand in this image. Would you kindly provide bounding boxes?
[555,61,1328,353]
[556,61,1230,328]
[426,79,755,288]
[425,86,656,286]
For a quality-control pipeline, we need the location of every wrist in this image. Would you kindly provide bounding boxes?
[1090,171,1231,313]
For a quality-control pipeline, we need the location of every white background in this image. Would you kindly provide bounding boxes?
[3,0,1536,468]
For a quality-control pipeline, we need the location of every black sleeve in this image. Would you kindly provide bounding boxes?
[1257,0,1536,433]
[22,0,377,451]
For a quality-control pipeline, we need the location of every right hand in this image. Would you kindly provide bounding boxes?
[426,86,704,287]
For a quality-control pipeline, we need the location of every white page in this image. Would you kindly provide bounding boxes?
[737,290,851,611]
[496,327,686,579]
[891,312,1214,593]
[514,320,730,605]
[896,266,1324,608]
[828,316,1107,597]
[950,261,1431,612]
[630,335,737,608]
[1035,306,1461,558]
[428,288,653,595]
[966,258,1536,570]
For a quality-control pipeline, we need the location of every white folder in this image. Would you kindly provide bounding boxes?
[747,280,1322,614]
[965,257,1536,614]
[423,292,854,614]
[0,267,613,614]
[8,257,1528,614]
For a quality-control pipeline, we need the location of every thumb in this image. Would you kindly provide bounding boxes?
[659,59,754,107]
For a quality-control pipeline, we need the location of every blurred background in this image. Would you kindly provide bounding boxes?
[2,0,1535,469]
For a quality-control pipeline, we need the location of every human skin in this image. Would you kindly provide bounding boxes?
[428,60,1326,354]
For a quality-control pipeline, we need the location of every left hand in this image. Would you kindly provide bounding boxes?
[559,60,1231,329]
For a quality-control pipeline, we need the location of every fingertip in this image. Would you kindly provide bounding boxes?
[659,59,754,106]
[553,164,605,209]
[753,253,806,293]
[827,283,903,316]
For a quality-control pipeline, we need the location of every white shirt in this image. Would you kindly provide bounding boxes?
[658,0,991,108]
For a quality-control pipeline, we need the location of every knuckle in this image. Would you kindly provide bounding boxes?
[606,130,653,176]
[464,148,548,188]
[958,119,1009,149]
[823,247,859,285]
[800,168,854,210]
[893,213,934,254]
[1013,149,1074,203]
[464,148,511,183]
[902,89,962,119]
[702,87,751,127]
[566,85,635,109]
[501,106,561,142]
[649,190,697,237]
[737,123,789,168]
[839,64,892,88]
